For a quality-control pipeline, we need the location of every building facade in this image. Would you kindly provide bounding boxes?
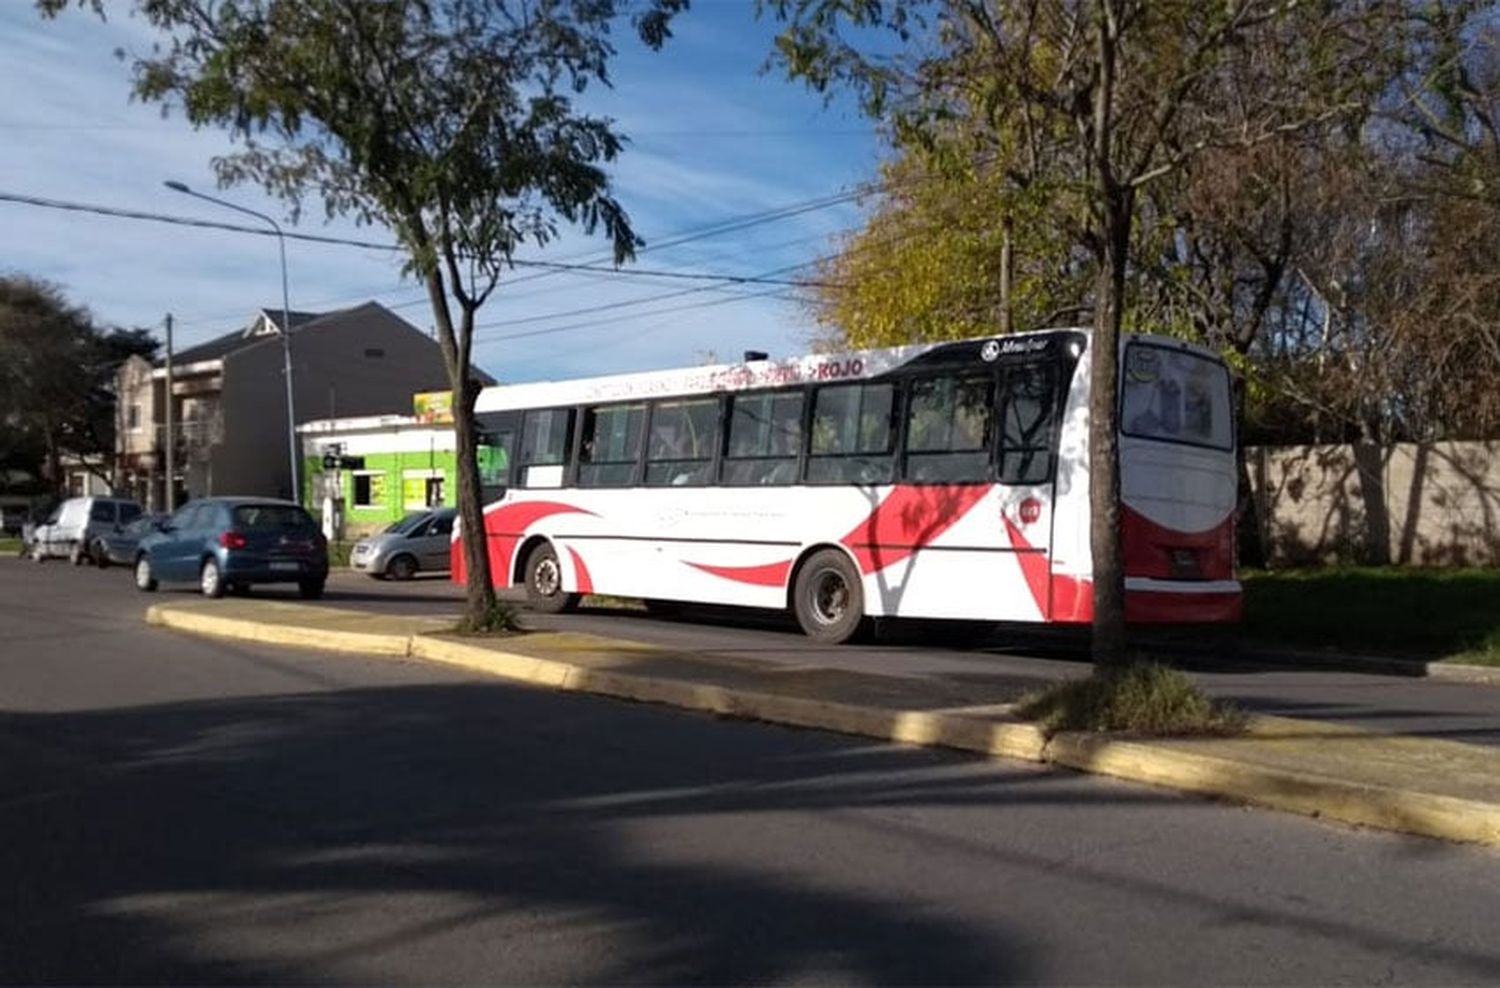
[298,414,459,538]
[116,302,465,510]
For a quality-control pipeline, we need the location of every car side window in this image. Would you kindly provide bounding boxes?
[409,518,433,538]
[430,516,454,537]
[90,501,115,523]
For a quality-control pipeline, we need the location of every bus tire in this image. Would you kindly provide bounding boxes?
[524,542,578,614]
[793,549,865,644]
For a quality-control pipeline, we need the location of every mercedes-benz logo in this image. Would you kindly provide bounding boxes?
[980,340,1001,362]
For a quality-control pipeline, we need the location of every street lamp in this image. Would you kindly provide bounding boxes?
[163,180,300,502]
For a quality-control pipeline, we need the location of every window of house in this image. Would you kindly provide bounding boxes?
[807,382,897,485]
[722,390,804,486]
[519,409,572,488]
[352,471,386,509]
[127,403,142,432]
[998,363,1059,485]
[402,470,445,510]
[578,403,646,488]
[644,398,719,487]
[903,373,995,483]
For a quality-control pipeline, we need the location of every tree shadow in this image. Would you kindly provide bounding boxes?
[0,683,1045,985]
[7,679,1500,984]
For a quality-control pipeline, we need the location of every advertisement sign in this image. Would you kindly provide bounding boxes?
[413,391,454,424]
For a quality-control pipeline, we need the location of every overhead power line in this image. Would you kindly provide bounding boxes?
[0,190,840,288]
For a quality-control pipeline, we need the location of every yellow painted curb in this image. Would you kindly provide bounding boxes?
[407,635,1052,762]
[146,604,415,657]
[1045,732,1500,847]
[145,603,1500,847]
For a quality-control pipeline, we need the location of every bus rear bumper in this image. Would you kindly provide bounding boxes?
[1124,578,1243,623]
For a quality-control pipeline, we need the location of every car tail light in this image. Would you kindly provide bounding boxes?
[219,531,247,550]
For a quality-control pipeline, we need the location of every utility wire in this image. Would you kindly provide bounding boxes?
[0,190,840,288]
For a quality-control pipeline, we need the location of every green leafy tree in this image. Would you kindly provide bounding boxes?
[807,143,1090,347]
[42,0,685,625]
[0,277,155,494]
[764,0,1391,665]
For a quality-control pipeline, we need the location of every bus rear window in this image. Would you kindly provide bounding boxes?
[1121,345,1232,451]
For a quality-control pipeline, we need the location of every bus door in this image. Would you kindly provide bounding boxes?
[993,360,1065,620]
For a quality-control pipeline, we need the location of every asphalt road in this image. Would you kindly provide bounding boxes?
[20,552,1500,744]
[328,558,1500,745]
[4,557,1500,984]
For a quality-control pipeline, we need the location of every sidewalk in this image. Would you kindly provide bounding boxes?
[146,599,1500,848]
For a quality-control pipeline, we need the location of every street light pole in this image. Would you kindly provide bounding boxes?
[163,180,299,502]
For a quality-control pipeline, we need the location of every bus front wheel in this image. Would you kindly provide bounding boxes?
[793,549,865,644]
[524,542,578,614]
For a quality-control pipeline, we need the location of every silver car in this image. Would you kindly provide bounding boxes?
[350,508,456,580]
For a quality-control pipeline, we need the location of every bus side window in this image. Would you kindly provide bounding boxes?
[519,408,572,489]
[644,398,719,487]
[997,364,1058,485]
[477,430,514,502]
[903,373,994,484]
[721,390,804,486]
[578,403,646,488]
[806,382,897,485]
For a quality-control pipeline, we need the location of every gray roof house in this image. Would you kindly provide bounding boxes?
[116,302,485,509]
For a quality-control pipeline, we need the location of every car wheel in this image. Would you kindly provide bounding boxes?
[31,542,46,563]
[793,549,866,644]
[93,540,110,569]
[386,554,418,581]
[298,578,325,600]
[200,558,225,599]
[134,555,158,592]
[70,543,87,566]
[524,542,578,614]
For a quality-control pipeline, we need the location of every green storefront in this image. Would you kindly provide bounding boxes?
[298,413,460,537]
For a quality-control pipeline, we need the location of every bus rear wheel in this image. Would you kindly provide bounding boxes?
[524,542,578,614]
[793,549,865,644]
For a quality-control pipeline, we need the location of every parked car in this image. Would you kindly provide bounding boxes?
[134,497,329,598]
[90,513,168,569]
[29,496,144,565]
[350,507,456,580]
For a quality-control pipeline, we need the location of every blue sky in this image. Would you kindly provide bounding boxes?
[0,2,884,383]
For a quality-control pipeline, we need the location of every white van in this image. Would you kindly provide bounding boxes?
[29,496,145,565]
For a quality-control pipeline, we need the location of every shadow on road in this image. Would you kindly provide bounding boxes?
[0,682,1042,984]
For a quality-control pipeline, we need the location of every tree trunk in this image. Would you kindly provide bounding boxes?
[452,368,498,625]
[1088,0,1130,671]
[419,262,497,626]
[999,215,1014,335]
[1089,193,1131,669]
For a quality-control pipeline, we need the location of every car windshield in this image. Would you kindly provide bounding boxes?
[233,504,316,531]
[384,513,430,535]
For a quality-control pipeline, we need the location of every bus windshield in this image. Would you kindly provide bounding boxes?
[1121,343,1232,451]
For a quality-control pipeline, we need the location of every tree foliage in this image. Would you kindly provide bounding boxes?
[42,0,684,623]
[0,276,158,493]
[807,145,1089,347]
[765,0,1394,664]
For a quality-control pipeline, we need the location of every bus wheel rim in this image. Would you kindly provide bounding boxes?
[534,557,560,597]
[811,569,848,625]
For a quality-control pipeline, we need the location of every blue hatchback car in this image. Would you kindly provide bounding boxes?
[134,497,329,598]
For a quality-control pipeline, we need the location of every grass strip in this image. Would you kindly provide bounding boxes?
[1016,662,1246,737]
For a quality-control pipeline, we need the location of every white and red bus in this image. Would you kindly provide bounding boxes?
[455,329,1241,643]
